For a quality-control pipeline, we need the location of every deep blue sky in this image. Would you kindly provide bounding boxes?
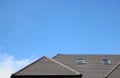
[0,0,120,59]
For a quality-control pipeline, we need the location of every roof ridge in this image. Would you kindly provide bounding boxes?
[54,54,120,55]
[46,56,80,75]
[104,61,120,78]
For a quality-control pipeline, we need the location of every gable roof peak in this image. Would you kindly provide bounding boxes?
[13,55,81,76]
[13,56,49,75]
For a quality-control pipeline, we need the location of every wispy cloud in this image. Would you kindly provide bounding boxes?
[0,53,36,78]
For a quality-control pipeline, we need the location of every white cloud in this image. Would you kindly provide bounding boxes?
[0,53,36,78]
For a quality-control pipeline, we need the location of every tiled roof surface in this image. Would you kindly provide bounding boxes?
[53,54,120,78]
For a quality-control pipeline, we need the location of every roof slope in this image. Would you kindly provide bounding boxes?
[104,61,120,78]
[13,56,80,75]
[53,54,120,78]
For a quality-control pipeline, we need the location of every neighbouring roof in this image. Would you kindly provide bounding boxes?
[13,56,81,76]
[104,61,120,78]
[53,54,120,78]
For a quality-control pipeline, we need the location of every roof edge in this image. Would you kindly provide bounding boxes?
[104,61,120,78]
[11,75,83,77]
[12,56,47,75]
[52,54,63,59]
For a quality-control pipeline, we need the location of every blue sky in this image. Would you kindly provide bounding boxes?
[0,0,120,60]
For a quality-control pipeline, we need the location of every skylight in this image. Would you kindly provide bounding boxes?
[102,59,111,65]
[76,59,85,64]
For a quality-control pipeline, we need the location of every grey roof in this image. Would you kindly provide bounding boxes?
[104,61,120,78]
[53,54,120,78]
[14,56,80,75]
[12,54,120,78]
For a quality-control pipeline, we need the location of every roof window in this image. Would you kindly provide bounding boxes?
[102,59,111,65]
[76,59,85,64]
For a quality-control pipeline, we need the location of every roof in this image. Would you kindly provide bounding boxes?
[53,54,120,78]
[104,61,120,78]
[13,56,81,76]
